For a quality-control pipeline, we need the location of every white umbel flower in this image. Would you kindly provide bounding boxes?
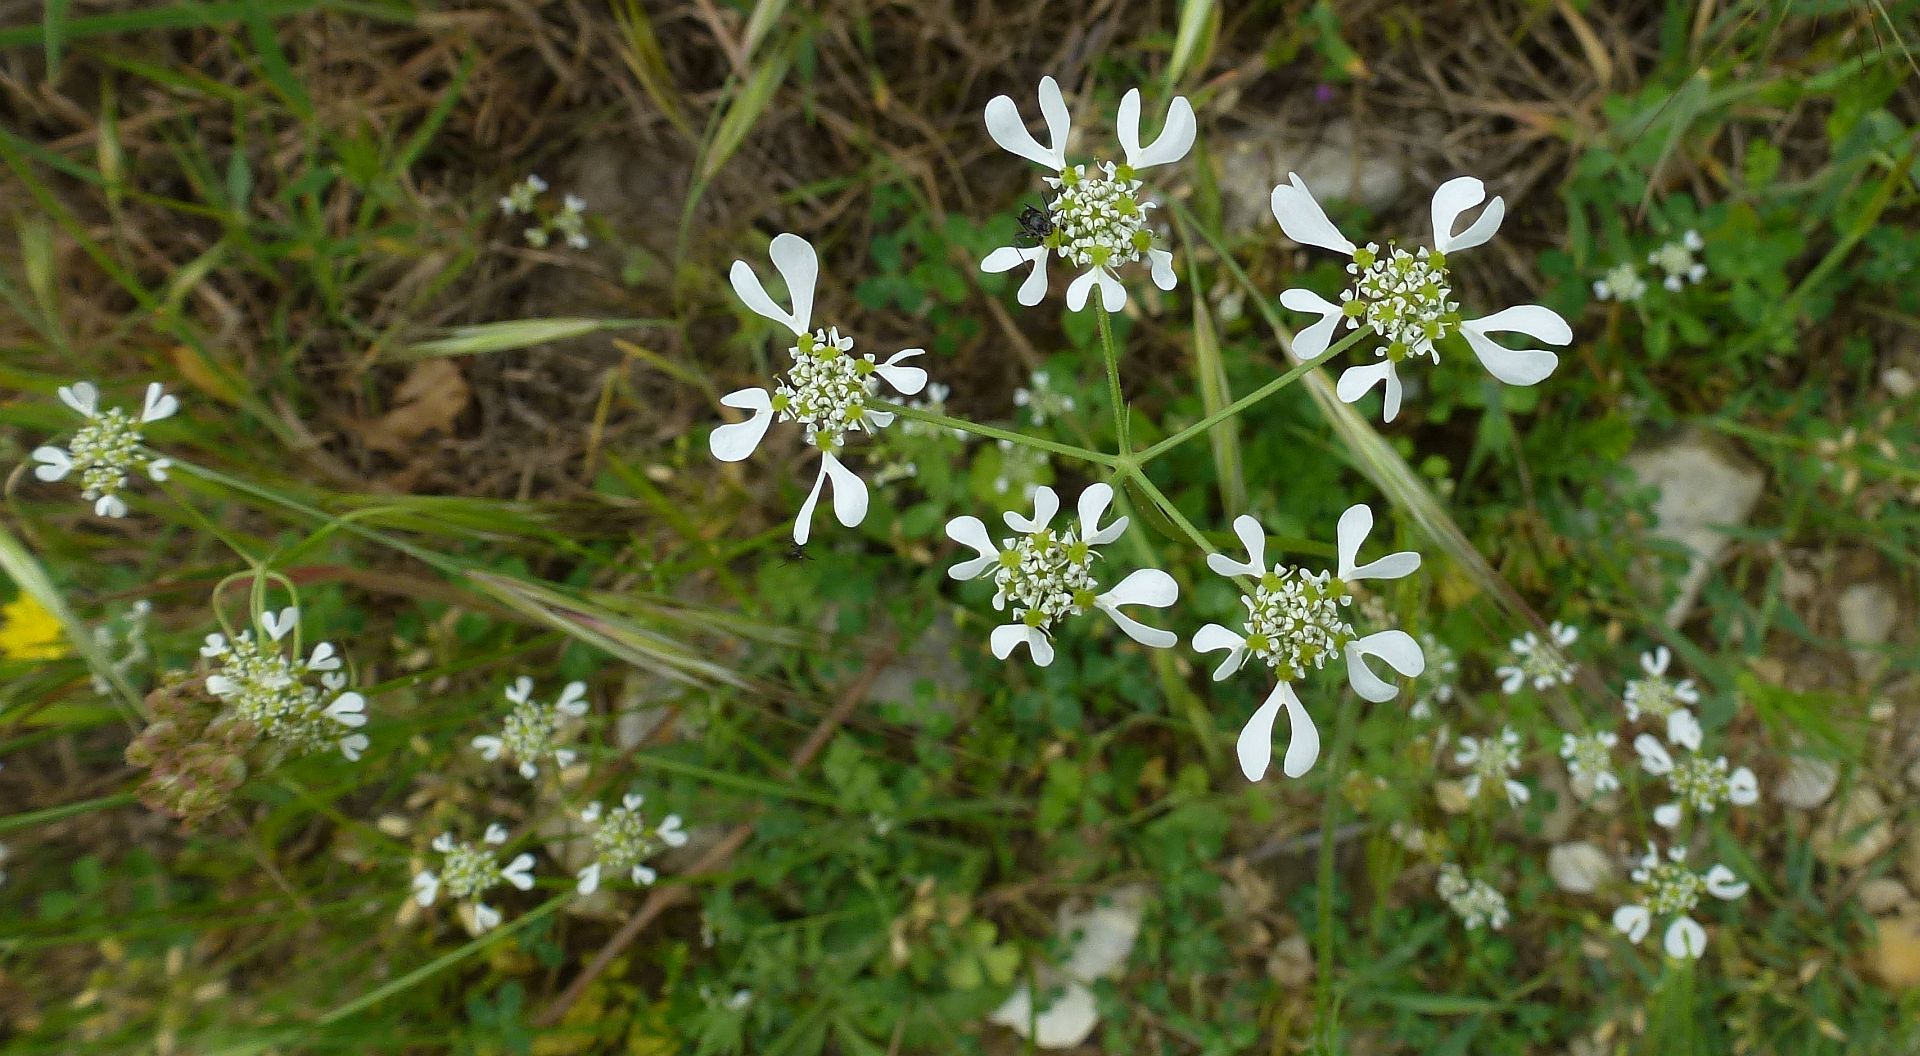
[200,606,368,761]
[1270,174,1571,422]
[412,822,536,933]
[1623,646,1702,750]
[575,793,688,894]
[1593,262,1648,303]
[1436,863,1509,931]
[1455,726,1529,807]
[1633,729,1758,829]
[1560,730,1620,800]
[472,677,590,780]
[1648,230,1707,291]
[1612,843,1747,959]
[1193,504,1424,780]
[979,76,1194,311]
[711,233,930,544]
[32,382,178,518]
[945,483,1177,667]
[1495,620,1579,694]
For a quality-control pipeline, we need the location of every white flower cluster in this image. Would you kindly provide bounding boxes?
[498,174,589,249]
[1559,730,1620,800]
[1454,726,1528,808]
[1195,505,1423,780]
[1012,370,1076,426]
[31,382,178,518]
[473,677,589,780]
[1612,843,1746,959]
[1495,620,1579,694]
[1436,863,1509,931]
[575,793,688,894]
[710,233,929,544]
[980,78,1191,311]
[200,607,368,761]
[1272,174,1570,422]
[945,484,1175,667]
[412,823,536,933]
[1593,230,1707,302]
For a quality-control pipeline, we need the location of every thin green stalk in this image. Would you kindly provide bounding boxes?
[1096,304,1129,452]
[878,401,1118,466]
[1136,330,1359,466]
[1314,690,1362,1040]
[1119,467,1221,561]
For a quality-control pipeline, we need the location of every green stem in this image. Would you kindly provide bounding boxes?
[1096,305,1128,452]
[1136,329,1360,467]
[1313,690,1362,1038]
[1119,467,1220,561]
[877,402,1118,466]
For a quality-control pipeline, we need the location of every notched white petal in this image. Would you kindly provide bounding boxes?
[1094,568,1178,649]
[1077,483,1127,545]
[1206,514,1266,579]
[1118,89,1196,170]
[1279,288,1344,360]
[1269,173,1356,255]
[30,446,72,481]
[1006,485,1060,534]
[984,76,1070,171]
[944,515,1000,580]
[710,388,774,462]
[875,349,928,395]
[990,624,1054,667]
[1335,360,1404,422]
[1345,630,1424,703]
[1430,176,1505,254]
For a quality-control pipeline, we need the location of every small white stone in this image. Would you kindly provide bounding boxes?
[1860,877,1913,916]
[1836,583,1901,683]
[1775,755,1840,810]
[1547,842,1614,894]
[1623,439,1765,625]
[1883,366,1917,399]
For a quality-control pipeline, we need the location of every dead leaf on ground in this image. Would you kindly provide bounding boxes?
[352,359,471,456]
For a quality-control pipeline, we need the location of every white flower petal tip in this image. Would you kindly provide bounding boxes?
[261,607,299,642]
[1612,904,1651,944]
[1206,515,1267,579]
[1147,248,1176,291]
[473,903,502,932]
[1335,360,1404,422]
[1095,568,1179,649]
[1652,803,1683,828]
[1278,288,1343,361]
[984,75,1071,171]
[729,233,818,335]
[576,862,602,895]
[709,388,774,462]
[876,349,928,395]
[30,447,72,482]
[1705,865,1749,901]
[944,515,1000,580]
[1335,504,1420,581]
[1237,682,1318,781]
[1430,176,1506,254]
[1077,483,1127,545]
[325,692,367,728]
[1005,486,1060,534]
[792,451,869,545]
[990,624,1055,667]
[412,872,440,907]
[1663,917,1707,959]
[141,383,180,423]
[1462,305,1572,387]
[982,245,1050,305]
[1192,624,1248,681]
[1117,89,1196,170]
[58,382,99,417]
[1269,172,1356,255]
[503,853,537,890]
[1345,630,1425,703]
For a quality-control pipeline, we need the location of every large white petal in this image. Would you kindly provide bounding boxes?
[30,446,72,481]
[1612,904,1651,943]
[1118,89,1196,170]
[944,515,1000,580]
[1064,268,1099,312]
[1206,514,1266,579]
[1633,733,1673,775]
[1269,173,1355,255]
[989,979,1099,1049]
[1095,269,1126,312]
[1006,485,1060,534]
[875,348,928,395]
[710,387,774,462]
[141,382,179,423]
[982,245,1051,305]
[1192,623,1248,681]
[1664,917,1707,959]
[820,450,868,528]
[990,623,1054,666]
[728,233,818,335]
[1077,483,1127,545]
[792,458,831,546]
[58,381,98,418]
[984,79,1068,171]
[1667,710,1703,752]
[1279,288,1344,360]
[1235,682,1285,781]
[1336,502,1420,581]
[1460,306,1569,387]
[1094,568,1178,649]
[1728,766,1758,806]
[1345,630,1424,702]
[1705,864,1749,900]
[1147,248,1176,291]
[1430,176,1505,254]
[1335,359,1404,422]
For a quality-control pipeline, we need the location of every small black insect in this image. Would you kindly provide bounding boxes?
[783,542,812,563]
[1015,204,1055,248]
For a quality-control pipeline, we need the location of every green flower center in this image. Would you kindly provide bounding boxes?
[994,528,1099,632]
[1239,567,1353,681]
[1342,243,1460,363]
[1045,161,1153,271]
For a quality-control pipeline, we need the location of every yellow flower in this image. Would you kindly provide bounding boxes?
[0,593,69,661]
